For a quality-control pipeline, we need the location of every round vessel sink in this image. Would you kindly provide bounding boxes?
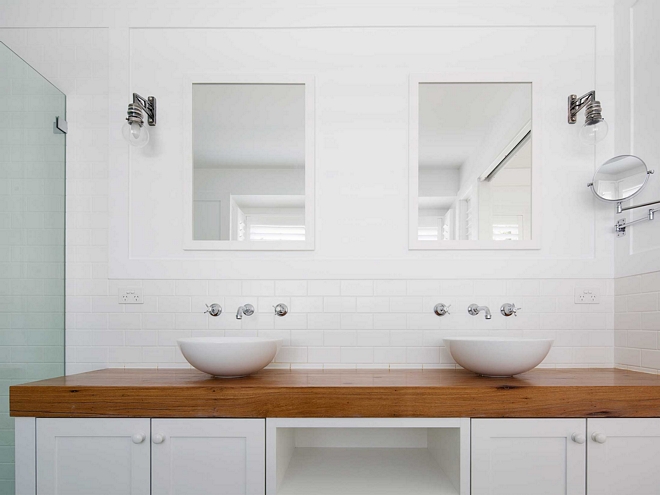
[443,337,554,377]
[178,337,282,378]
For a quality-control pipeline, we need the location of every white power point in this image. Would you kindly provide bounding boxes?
[574,287,600,304]
[118,288,143,304]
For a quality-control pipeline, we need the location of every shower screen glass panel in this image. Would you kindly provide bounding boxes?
[0,41,65,494]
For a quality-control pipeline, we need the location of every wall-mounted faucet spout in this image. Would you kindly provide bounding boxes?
[468,304,492,320]
[236,304,255,320]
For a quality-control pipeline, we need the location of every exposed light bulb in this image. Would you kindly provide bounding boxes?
[579,119,609,145]
[122,120,149,148]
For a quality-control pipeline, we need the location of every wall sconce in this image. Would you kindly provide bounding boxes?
[567,90,608,145]
[122,93,156,148]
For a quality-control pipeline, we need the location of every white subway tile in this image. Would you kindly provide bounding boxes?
[175,280,208,296]
[143,280,175,296]
[157,296,191,313]
[308,280,341,296]
[274,313,307,330]
[406,347,440,364]
[208,280,241,296]
[356,297,389,313]
[291,296,323,313]
[341,280,374,296]
[340,314,373,330]
[640,271,660,293]
[324,297,356,313]
[242,280,274,296]
[506,280,540,296]
[615,347,640,366]
[357,330,390,346]
[627,293,658,312]
[373,313,407,330]
[389,297,422,313]
[308,313,340,330]
[107,313,141,330]
[341,347,373,363]
[142,313,175,330]
[374,280,407,296]
[407,280,440,296]
[324,330,357,347]
[275,280,308,296]
[374,347,406,363]
[308,347,340,363]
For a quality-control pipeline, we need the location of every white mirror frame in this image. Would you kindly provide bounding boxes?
[183,74,315,250]
[408,74,541,250]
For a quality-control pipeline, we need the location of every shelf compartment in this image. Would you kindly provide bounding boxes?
[267,418,469,495]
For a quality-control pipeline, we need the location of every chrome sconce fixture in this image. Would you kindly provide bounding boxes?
[122,93,156,148]
[568,90,608,145]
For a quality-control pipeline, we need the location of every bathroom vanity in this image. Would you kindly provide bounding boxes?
[11,368,660,495]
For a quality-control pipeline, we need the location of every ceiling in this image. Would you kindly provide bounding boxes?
[193,83,305,169]
[418,83,531,169]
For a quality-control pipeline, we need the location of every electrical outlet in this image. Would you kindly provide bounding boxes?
[118,288,143,304]
[574,287,600,304]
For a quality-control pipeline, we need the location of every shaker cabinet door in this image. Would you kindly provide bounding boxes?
[587,418,660,495]
[36,418,150,495]
[472,418,586,495]
[151,418,266,495]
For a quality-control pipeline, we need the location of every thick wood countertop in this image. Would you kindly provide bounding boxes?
[10,368,660,418]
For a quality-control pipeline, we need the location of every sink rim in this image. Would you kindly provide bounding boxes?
[443,337,555,343]
[178,336,282,345]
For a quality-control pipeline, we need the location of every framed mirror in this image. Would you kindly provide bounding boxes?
[183,75,315,250]
[588,155,651,202]
[409,78,538,249]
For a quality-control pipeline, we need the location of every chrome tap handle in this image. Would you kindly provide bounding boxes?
[273,303,288,317]
[434,303,451,316]
[500,303,520,317]
[204,303,222,317]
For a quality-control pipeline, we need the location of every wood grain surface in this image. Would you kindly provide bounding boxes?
[10,368,660,418]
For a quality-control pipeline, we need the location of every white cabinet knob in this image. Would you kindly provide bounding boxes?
[152,433,165,444]
[571,433,586,444]
[591,432,607,444]
[131,433,145,444]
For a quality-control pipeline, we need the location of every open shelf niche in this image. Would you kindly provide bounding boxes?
[267,418,470,495]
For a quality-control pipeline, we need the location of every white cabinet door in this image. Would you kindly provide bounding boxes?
[472,418,586,495]
[152,418,265,495]
[36,418,150,495]
[588,418,660,495]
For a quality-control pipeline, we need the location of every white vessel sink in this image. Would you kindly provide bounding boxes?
[443,337,554,377]
[178,337,282,378]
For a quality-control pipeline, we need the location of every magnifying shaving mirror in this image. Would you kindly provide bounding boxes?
[588,155,652,203]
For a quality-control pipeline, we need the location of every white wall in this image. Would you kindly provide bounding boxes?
[0,0,620,373]
[612,0,660,372]
[613,0,660,278]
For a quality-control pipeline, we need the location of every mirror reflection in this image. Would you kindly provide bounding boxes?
[193,83,306,241]
[417,83,532,241]
[590,155,649,202]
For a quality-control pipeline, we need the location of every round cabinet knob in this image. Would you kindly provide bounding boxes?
[132,433,145,444]
[571,433,586,444]
[152,433,165,444]
[591,432,607,444]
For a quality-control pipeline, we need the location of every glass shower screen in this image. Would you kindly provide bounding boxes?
[0,41,66,494]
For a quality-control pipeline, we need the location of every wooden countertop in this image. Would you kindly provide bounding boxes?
[10,368,660,418]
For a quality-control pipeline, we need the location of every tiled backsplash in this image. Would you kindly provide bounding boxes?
[614,271,660,374]
[66,277,614,374]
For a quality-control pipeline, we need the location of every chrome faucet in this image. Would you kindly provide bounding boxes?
[236,304,255,320]
[468,304,492,320]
